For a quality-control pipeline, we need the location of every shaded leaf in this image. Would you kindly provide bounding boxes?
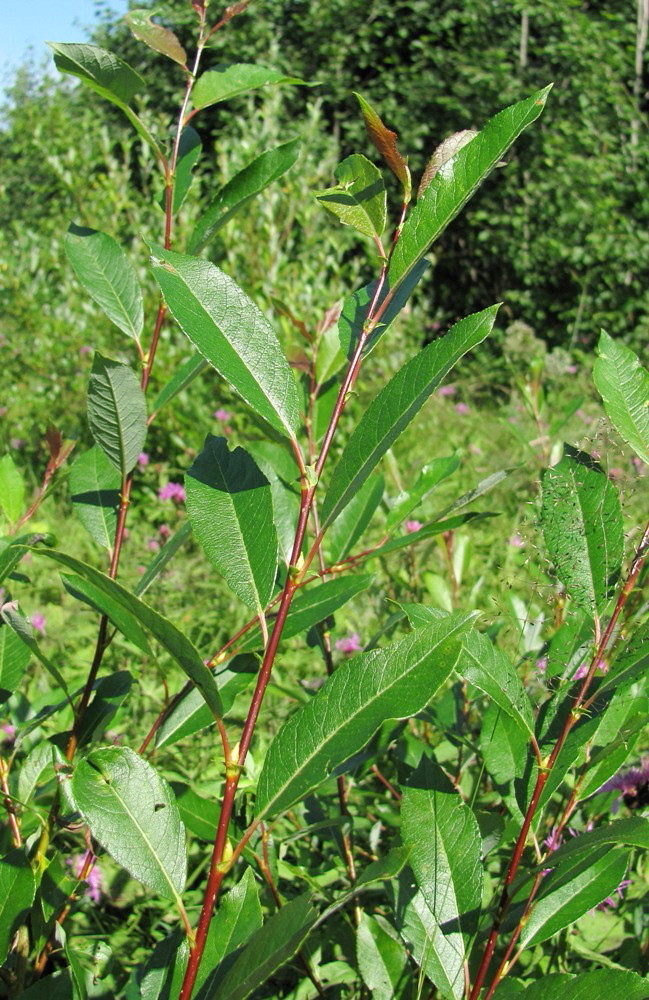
[65,224,144,343]
[322,306,499,526]
[195,868,263,998]
[519,970,649,1000]
[316,153,386,240]
[326,474,384,564]
[255,613,476,820]
[87,354,147,478]
[357,913,410,1000]
[385,454,459,533]
[593,330,649,465]
[456,630,534,736]
[62,573,151,653]
[186,436,278,615]
[72,747,186,901]
[69,446,121,551]
[0,603,71,700]
[541,446,624,614]
[126,9,187,66]
[192,63,310,110]
[77,670,132,747]
[0,621,30,703]
[150,247,300,439]
[48,42,144,105]
[189,139,301,254]
[170,126,201,212]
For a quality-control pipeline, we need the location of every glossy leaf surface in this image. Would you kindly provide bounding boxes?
[186,436,278,614]
[189,139,301,253]
[72,747,186,901]
[69,446,120,551]
[195,868,263,998]
[125,9,186,65]
[388,86,551,290]
[87,354,147,478]
[152,352,208,418]
[150,247,300,438]
[593,330,649,465]
[192,63,308,110]
[316,153,386,240]
[48,42,144,106]
[322,305,499,526]
[0,849,36,964]
[62,573,150,653]
[457,630,534,736]
[255,613,475,819]
[64,224,144,343]
[541,446,624,614]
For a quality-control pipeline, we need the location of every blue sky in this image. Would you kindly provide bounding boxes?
[2,0,128,79]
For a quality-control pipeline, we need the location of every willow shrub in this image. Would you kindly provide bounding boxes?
[1,4,649,999]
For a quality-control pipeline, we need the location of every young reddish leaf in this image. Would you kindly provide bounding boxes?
[355,93,411,198]
[418,129,479,199]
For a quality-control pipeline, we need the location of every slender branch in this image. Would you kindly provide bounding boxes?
[0,757,22,847]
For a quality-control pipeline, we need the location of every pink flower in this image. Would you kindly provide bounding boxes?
[576,408,592,425]
[543,825,563,852]
[608,468,623,480]
[566,365,578,375]
[535,657,548,674]
[455,402,470,415]
[158,482,185,503]
[438,385,456,397]
[66,855,103,904]
[138,452,150,468]
[147,538,160,552]
[597,878,632,911]
[574,657,607,681]
[631,456,645,474]
[79,346,93,357]
[405,520,423,533]
[159,523,171,541]
[31,612,46,636]
[1,724,16,745]
[214,408,231,421]
[509,533,524,548]
[335,633,362,655]
[0,407,7,417]
[10,438,25,450]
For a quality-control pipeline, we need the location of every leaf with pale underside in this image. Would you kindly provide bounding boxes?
[185,436,278,615]
[593,330,649,465]
[150,246,300,439]
[87,354,147,478]
[255,613,476,820]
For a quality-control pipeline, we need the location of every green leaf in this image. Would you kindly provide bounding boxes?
[480,703,528,819]
[189,139,301,254]
[518,971,649,1000]
[0,621,30,703]
[77,670,132,747]
[72,747,186,902]
[255,613,476,820]
[0,849,36,964]
[541,817,649,869]
[598,624,649,696]
[365,512,498,562]
[326,475,384,564]
[64,224,144,343]
[355,93,411,195]
[593,330,649,465]
[149,246,300,439]
[186,436,278,615]
[155,655,258,748]
[61,573,151,653]
[246,441,300,567]
[48,42,144,105]
[172,783,219,842]
[401,756,482,986]
[29,547,223,718]
[69,446,121,551]
[195,868,263,999]
[125,9,187,66]
[316,154,386,240]
[19,971,76,999]
[0,603,71,700]
[456,631,534,737]
[152,353,208,419]
[0,454,25,525]
[170,126,201,213]
[541,446,624,615]
[236,574,373,654]
[357,914,410,1000]
[388,86,551,291]
[392,868,463,1000]
[192,63,309,110]
[385,454,460,533]
[337,259,430,361]
[418,129,479,198]
[129,930,188,1000]
[87,354,148,478]
[18,741,61,805]
[135,521,193,598]
[518,847,630,947]
[322,305,499,526]
[210,893,315,1000]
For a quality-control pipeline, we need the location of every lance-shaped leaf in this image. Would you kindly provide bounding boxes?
[65,225,144,343]
[322,305,499,526]
[0,622,30,703]
[456,630,534,736]
[125,9,187,66]
[326,474,384,564]
[72,747,186,902]
[87,354,147,478]
[0,850,36,965]
[541,446,624,615]
[526,971,649,1000]
[186,436,278,615]
[355,93,410,195]
[192,63,309,110]
[362,512,498,562]
[210,893,316,1000]
[61,573,151,654]
[0,604,71,700]
[385,454,459,532]
[316,154,386,240]
[152,352,208,418]
[388,86,551,291]
[337,259,430,360]
[189,139,301,254]
[170,126,201,213]
[401,757,482,989]
[255,613,476,820]
[26,547,223,718]
[0,454,25,525]
[357,913,410,1000]
[539,817,649,870]
[150,246,300,439]
[48,42,144,105]
[195,868,262,998]
[135,521,193,597]
[593,330,649,465]
[69,445,120,551]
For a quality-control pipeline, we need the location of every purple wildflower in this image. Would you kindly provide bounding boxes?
[31,612,46,636]
[138,452,150,468]
[147,538,160,552]
[566,364,578,375]
[509,533,524,548]
[1,724,16,745]
[79,345,93,356]
[455,402,471,415]
[66,855,103,904]
[608,468,623,481]
[543,825,563,852]
[405,520,423,533]
[597,878,632,911]
[335,633,362,655]
[158,482,185,503]
[214,408,231,421]
[535,657,548,674]
[597,757,649,813]
[573,657,607,681]
[159,523,171,541]
[438,385,456,397]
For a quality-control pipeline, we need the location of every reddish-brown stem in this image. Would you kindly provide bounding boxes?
[470,518,649,999]
[371,764,402,801]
